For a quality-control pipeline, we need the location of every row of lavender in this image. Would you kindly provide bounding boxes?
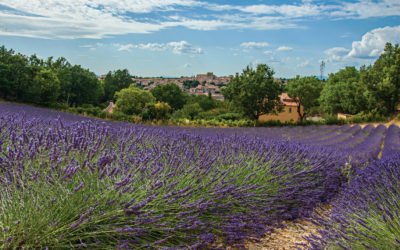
[0,103,398,248]
[306,125,400,249]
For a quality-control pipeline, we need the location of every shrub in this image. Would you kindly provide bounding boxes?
[142,102,172,120]
[348,112,388,123]
[115,85,155,115]
[324,115,346,125]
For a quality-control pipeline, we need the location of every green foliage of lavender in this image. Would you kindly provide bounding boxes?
[307,125,400,249]
[0,103,348,249]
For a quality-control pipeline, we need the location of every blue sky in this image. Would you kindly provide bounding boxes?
[0,0,399,78]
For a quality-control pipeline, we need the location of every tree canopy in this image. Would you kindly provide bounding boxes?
[286,76,322,120]
[150,83,186,110]
[0,46,102,107]
[320,67,367,115]
[115,85,156,115]
[223,64,282,120]
[103,69,133,102]
[362,43,400,115]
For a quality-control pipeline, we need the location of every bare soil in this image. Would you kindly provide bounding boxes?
[245,205,330,250]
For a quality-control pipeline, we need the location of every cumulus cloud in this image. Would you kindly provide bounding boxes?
[277,46,293,52]
[241,42,269,49]
[325,47,350,62]
[348,26,400,58]
[114,41,203,55]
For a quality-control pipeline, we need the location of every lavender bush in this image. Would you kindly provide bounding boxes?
[307,154,400,249]
[0,103,397,249]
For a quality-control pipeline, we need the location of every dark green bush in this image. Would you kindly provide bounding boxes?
[349,112,388,123]
[324,115,346,125]
[68,105,103,117]
[216,112,244,121]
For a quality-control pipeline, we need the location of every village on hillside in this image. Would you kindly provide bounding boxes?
[100,72,231,101]
[100,72,301,122]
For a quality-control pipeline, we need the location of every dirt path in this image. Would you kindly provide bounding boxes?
[245,219,318,249]
[245,205,330,250]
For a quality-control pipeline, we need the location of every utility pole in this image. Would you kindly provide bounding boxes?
[320,60,326,80]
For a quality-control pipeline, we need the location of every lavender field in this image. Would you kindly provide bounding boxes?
[1,102,400,249]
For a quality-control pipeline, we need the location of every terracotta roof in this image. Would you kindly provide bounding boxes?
[280,93,299,107]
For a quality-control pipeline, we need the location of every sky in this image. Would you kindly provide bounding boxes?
[0,0,399,78]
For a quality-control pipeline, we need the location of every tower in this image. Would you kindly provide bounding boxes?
[320,60,326,80]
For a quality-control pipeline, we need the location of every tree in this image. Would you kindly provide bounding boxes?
[142,102,172,120]
[150,83,186,110]
[286,76,322,121]
[222,64,282,120]
[103,69,133,102]
[362,43,400,115]
[180,103,203,120]
[0,47,32,101]
[67,65,101,106]
[319,66,367,115]
[115,85,155,115]
[29,69,61,104]
[0,46,15,98]
[182,80,200,89]
[186,94,217,111]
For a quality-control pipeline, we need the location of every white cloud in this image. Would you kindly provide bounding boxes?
[0,0,399,39]
[0,12,167,39]
[164,18,232,31]
[116,44,135,52]
[136,43,167,51]
[325,47,350,62]
[0,0,198,39]
[263,51,280,63]
[240,42,269,49]
[277,46,293,52]
[114,41,203,54]
[168,41,203,54]
[263,50,274,55]
[348,26,400,58]
[297,60,311,68]
[240,3,321,17]
[330,0,400,19]
[80,43,104,51]
[0,0,200,15]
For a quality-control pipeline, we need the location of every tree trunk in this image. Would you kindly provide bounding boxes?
[297,104,305,122]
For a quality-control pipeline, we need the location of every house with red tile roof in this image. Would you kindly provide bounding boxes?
[258,93,304,123]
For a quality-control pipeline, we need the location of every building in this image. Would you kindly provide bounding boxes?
[189,84,224,100]
[104,102,116,114]
[258,93,303,123]
[337,113,353,120]
[131,72,231,100]
[196,72,216,83]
